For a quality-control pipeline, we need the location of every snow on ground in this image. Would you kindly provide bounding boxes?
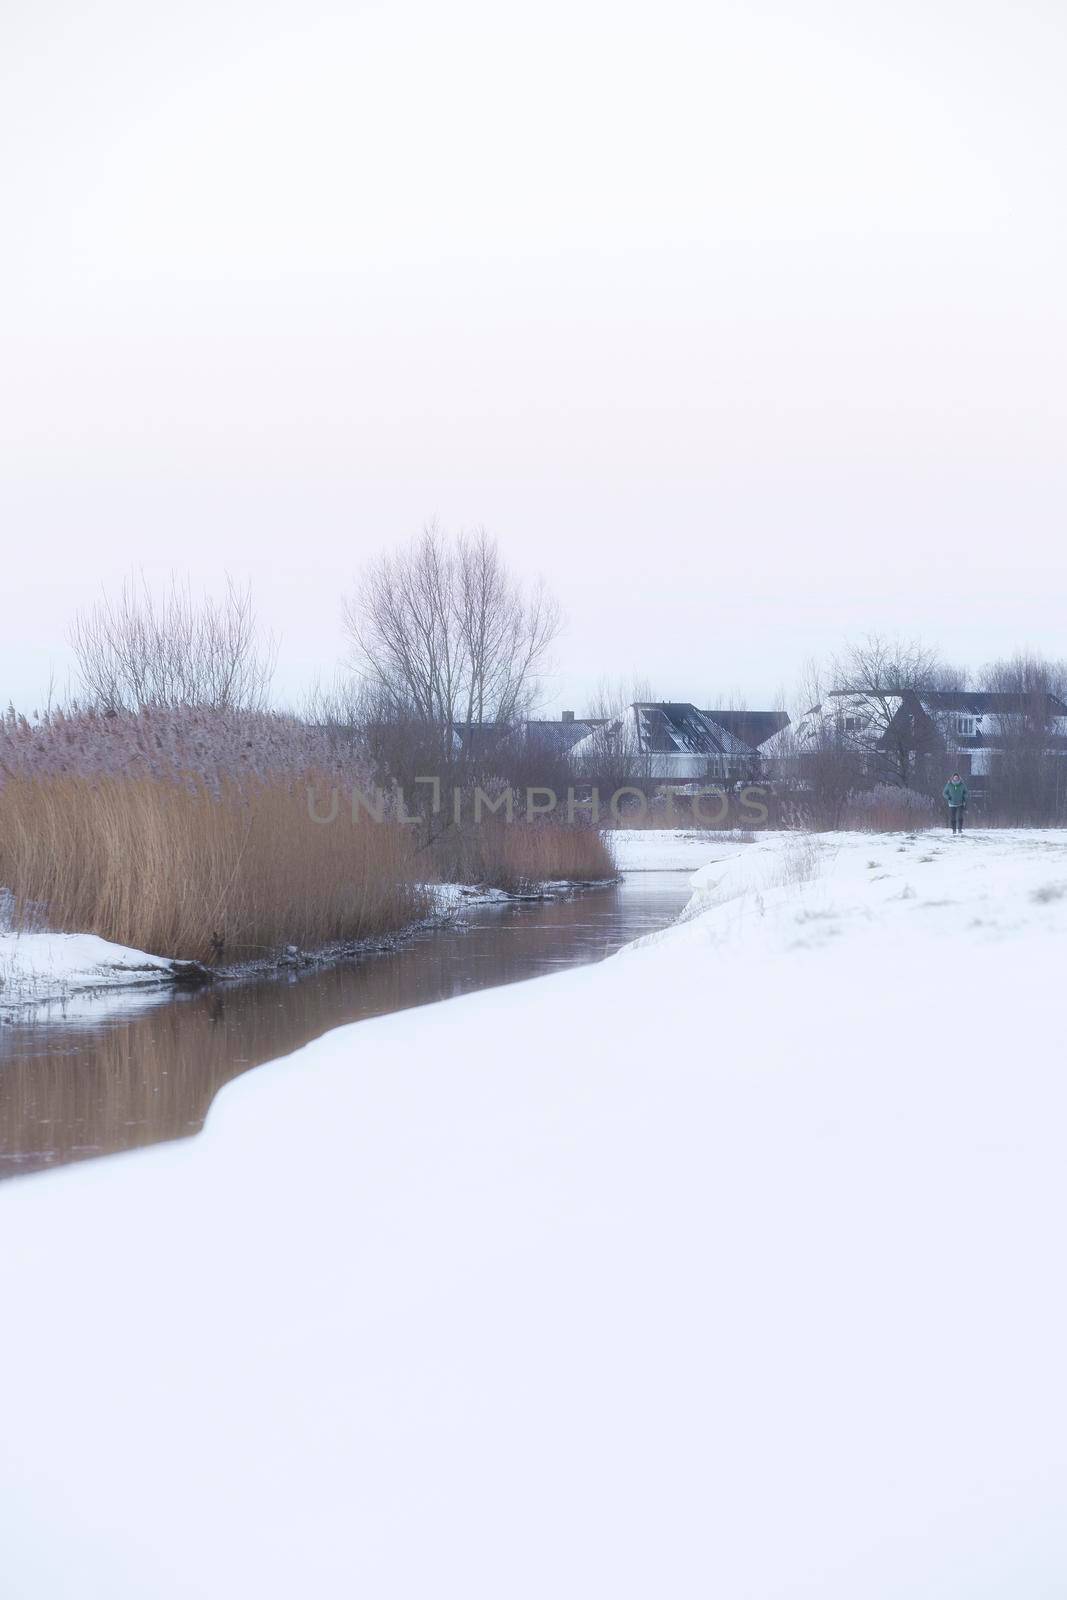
[3,829,1067,1597]
[425,881,512,914]
[609,825,755,872]
[0,928,175,1014]
[427,881,584,912]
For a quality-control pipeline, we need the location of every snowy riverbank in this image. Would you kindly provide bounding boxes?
[609,824,755,872]
[0,927,184,1014]
[3,828,1067,1596]
[0,873,615,1018]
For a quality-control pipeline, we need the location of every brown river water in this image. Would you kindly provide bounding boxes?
[0,873,692,1180]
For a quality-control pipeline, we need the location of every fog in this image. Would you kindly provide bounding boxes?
[2,0,1064,714]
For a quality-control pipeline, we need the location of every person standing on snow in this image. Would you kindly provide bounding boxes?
[943,772,968,834]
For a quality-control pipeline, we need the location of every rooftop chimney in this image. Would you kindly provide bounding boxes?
[561,709,574,723]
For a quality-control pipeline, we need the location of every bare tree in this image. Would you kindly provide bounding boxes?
[570,677,657,804]
[343,524,561,751]
[70,574,276,713]
[454,529,560,733]
[830,634,959,787]
[978,651,1067,822]
[788,660,868,826]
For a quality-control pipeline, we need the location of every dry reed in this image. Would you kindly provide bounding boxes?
[0,774,425,962]
[429,818,615,892]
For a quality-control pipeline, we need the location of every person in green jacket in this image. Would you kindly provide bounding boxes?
[943,772,968,833]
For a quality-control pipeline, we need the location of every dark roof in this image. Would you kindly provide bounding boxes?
[455,705,788,758]
[524,718,605,753]
[454,718,603,754]
[829,688,1067,716]
[701,709,790,748]
[915,690,1067,717]
[633,703,755,757]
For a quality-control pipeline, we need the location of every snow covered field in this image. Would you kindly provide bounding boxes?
[3,828,1067,1597]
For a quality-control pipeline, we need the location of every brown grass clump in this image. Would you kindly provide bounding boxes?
[838,786,939,832]
[491,820,616,890]
[430,819,615,893]
[0,774,426,963]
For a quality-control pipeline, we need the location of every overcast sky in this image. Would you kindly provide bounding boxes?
[2,0,1064,716]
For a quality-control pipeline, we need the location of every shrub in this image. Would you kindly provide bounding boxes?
[840,784,939,832]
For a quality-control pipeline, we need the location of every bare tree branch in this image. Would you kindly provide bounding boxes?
[69,573,277,713]
[343,525,562,752]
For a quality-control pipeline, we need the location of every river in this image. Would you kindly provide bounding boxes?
[0,871,692,1179]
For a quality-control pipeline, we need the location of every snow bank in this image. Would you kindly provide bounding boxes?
[0,928,174,1013]
[610,826,755,872]
[425,881,512,913]
[0,872,587,1015]
[3,829,1067,1597]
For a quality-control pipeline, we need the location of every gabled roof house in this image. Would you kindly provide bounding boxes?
[570,702,788,783]
[808,689,1067,779]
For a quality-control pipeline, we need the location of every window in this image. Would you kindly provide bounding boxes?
[843,715,864,733]
[955,715,977,738]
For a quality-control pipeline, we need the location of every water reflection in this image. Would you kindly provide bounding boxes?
[0,874,690,1179]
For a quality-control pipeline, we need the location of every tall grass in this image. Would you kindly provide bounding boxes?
[0,703,368,785]
[0,775,616,962]
[429,818,615,893]
[0,774,426,963]
[777,783,940,832]
[838,784,939,832]
[0,705,620,962]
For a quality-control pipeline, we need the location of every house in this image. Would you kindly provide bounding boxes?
[450,704,790,786]
[701,709,790,750]
[453,711,604,759]
[523,712,608,755]
[569,702,788,785]
[801,689,1067,786]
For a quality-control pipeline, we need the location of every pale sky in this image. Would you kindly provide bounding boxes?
[2,0,1064,717]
